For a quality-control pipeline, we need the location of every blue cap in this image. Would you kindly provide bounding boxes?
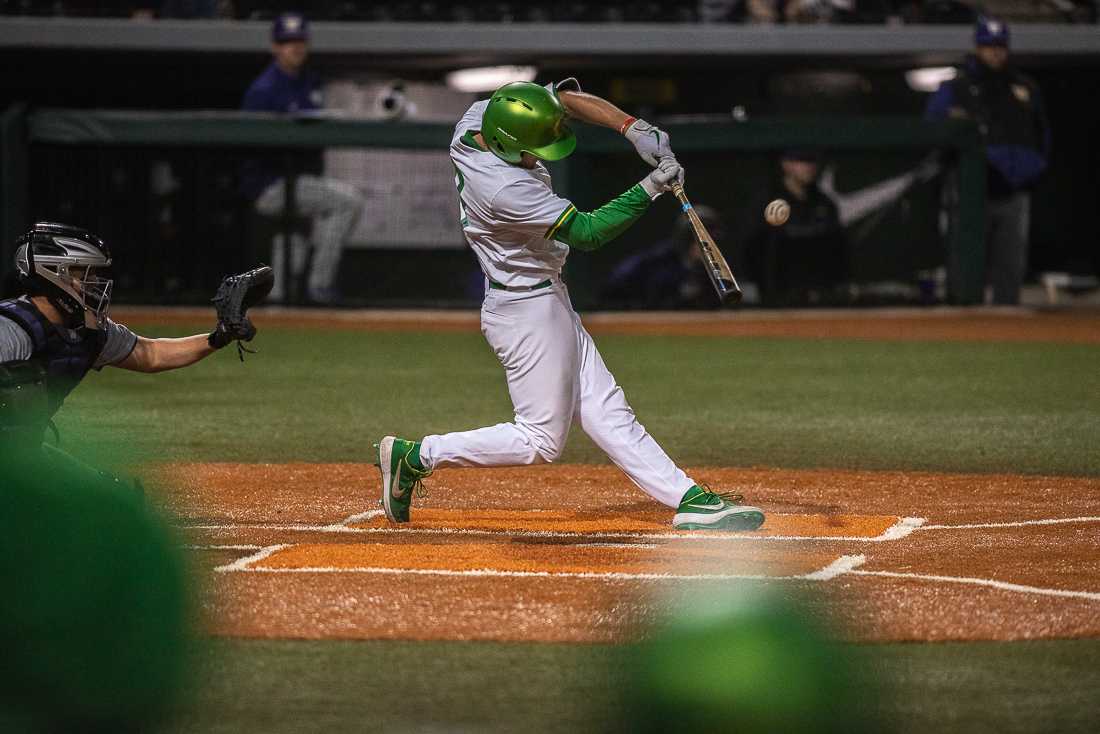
[975,15,1009,48]
[272,12,309,43]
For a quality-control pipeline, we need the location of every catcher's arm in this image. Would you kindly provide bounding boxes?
[115,265,273,371]
[115,334,216,373]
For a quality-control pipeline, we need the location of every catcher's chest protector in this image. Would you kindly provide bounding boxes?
[0,297,105,420]
[0,360,48,446]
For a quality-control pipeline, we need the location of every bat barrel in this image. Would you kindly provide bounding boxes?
[715,278,743,304]
[671,182,742,305]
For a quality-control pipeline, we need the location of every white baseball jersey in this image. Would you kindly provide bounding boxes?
[420,89,697,511]
[450,100,577,288]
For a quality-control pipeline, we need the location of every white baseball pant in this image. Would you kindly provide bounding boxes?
[255,174,362,299]
[419,281,695,508]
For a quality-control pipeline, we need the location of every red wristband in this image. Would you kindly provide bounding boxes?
[619,116,637,136]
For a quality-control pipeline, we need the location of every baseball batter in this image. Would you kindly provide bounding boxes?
[377,80,764,531]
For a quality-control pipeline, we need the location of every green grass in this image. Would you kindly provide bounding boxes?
[47,323,1100,733]
[62,324,1100,475]
[164,639,1100,734]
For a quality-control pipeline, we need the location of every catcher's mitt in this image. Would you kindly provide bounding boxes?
[208,265,274,359]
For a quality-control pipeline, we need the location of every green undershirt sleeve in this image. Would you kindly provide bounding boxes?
[550,184,652,251]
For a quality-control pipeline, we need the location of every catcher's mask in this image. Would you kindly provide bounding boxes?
[14,222,114,329]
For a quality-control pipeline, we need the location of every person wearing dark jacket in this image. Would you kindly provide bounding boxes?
[741,150,846,307]
[241,12,363,304]
[925,15,1051,305]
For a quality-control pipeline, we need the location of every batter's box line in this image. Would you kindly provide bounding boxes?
[848,569,1100,602]
[186,514,927,544]
[214,552,869,583]
[213,544,290,572]
[916,516,1100,531]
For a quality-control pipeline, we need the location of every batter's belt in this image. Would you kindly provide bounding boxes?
[487,279,553,293]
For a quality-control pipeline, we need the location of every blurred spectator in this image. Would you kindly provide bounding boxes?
[3,0,1095,20]
[699,0,782,23]
[159,0,222,17]
[914,0,977,23]
[739,150,847,306]
[925,15,1051,305]
[130,0,223,17]
[817,154,941,226]
[784,0,852,23]
[130,0,157,18]
[603,205,724,309]
[241,11,363,304]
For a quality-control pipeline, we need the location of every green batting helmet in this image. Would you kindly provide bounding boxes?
[481,82,576,164]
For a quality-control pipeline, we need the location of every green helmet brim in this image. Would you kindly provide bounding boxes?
[526,126,577,162]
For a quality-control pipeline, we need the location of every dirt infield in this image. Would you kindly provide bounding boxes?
[132,308,1098,644]
[112,305,1100,343]
[159,463,1100,644]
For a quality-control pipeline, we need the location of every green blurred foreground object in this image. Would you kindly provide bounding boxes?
[626,590,874,733]
[0,450,189,733]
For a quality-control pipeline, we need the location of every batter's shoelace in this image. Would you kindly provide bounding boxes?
[402,455,432,499]
[693,483,745,506]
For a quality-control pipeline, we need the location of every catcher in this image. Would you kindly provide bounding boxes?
[0,221,271,479]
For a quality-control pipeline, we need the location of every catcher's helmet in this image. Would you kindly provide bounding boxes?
[481,82,576,165]
[15,222,113,327]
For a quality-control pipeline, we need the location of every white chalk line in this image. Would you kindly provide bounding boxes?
[180,515,924,544]
[192,510,1100,602]
[879,516,925,540]
[192,540,661,552]
[213,544,289,573]
[918,516,1100,531]
[181,508,386,536]
[321,509,383,531]
[802,554,867,581]
[185,523,364,533]
[215,553,868,583]
[849,569,1100,602]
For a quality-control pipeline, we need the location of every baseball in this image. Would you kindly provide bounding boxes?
[765,199,790,226]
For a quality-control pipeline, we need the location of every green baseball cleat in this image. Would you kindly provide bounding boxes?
[375,436,431,523]
[672,485,765,531]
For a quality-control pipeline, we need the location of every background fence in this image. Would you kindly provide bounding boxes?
[1,107,985,307]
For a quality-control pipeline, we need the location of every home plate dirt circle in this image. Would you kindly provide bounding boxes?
[157,463,1100,643]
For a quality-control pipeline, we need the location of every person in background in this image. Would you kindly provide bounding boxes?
[603,205,724,309]
[131,0,222,19]
[241,11,363,305]
[740,150,846,306]
[925,15,1051,305]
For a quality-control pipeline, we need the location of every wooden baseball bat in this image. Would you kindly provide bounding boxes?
[670,182,742,304]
